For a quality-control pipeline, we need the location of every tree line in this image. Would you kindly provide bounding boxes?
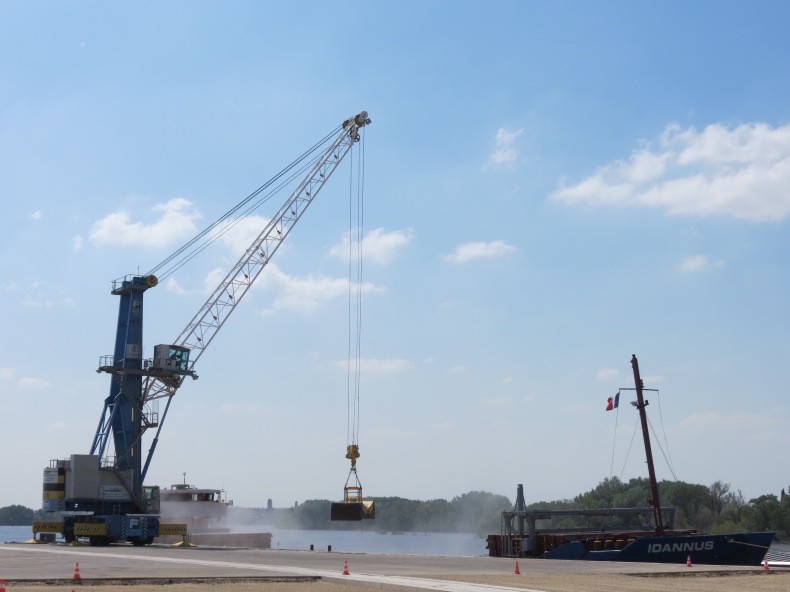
[275,479,790,537]
[0,505,35,525]
[274,491,511,536]
[5,478,790,537]
[528,477,790,537]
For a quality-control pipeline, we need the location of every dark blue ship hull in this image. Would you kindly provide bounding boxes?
[544,531,776,566]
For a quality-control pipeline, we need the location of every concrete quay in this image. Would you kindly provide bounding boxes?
[0,542,785,592]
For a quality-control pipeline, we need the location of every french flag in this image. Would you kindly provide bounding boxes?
[606,393,620,411]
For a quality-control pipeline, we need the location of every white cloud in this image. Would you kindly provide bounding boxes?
[201,268,228,294]
[256,263,383,315]
[487,127,524,169]
[89,198,201,248]
[215,214,271,256]
[680,255,708,273]
[18,281,73,308]
[675,410,775,433]
[334,358,410,374]
[329,227,413,265]
[480,395,515,406]
[550,122,790,221]
[596,368,620,381]
[31,210,42,221]
[165,276,189,295]
[426,420,458,432]
[368,424,417,441]
[443,240,516,263]
[18,376,50,390]
[72,234,84,252]
[162,252,361,314]
[220,402,270,414]
[0,368,14,380]
[678,255,724,273]
[360,358,409,373]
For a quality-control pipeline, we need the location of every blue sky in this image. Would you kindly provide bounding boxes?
[1,1,789,512]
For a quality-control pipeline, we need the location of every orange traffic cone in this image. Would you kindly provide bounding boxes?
[686,555,692,568]
[764,558,770,571]
[73,562,81,580]
[514,560,521,575]
[342,560,349,576]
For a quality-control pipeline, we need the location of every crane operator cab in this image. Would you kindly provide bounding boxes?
[151,344,191,373]
[330,444,375,521]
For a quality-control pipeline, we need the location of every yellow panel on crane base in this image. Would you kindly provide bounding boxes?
[33,521,64,533]
[74,523,108,536]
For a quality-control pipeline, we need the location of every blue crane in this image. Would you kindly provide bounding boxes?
[37,112,371,545]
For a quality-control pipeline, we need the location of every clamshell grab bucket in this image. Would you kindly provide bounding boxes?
[330,485,375,521]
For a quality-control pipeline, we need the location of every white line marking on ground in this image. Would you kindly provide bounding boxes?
[0,545,547,592]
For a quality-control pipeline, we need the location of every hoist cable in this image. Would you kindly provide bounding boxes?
[347,140,358,446]
[353,129,366,445]
[346,128,365,448]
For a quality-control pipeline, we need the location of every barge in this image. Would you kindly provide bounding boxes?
[487,355,776,566]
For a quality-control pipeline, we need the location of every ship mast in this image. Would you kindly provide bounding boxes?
[631,354,665,536]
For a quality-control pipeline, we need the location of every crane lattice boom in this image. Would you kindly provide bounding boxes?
[143,111,370,403]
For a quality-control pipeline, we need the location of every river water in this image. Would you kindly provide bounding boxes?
[267,528,486,556]
[6,525,785,559]
[0,525,488,557]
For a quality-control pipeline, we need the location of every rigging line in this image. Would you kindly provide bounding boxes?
[609,390,621,478]
[153,153,324,282]
[654,387,677,479]
[619,415,641,481]
[647,415,678,481]
[147,126,341,278]
[152,151,324,281]
[164,154,320,280]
